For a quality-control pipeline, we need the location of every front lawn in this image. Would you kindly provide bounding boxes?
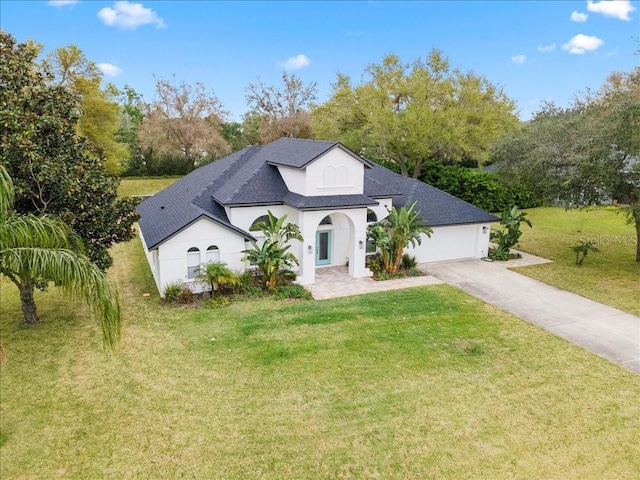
[514,207,639,316]
[1,236,639,478]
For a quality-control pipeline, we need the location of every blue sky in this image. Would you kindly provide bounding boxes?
[1,1,638,121]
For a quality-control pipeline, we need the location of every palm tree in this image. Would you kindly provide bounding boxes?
[572,240,600,265]
[0,165,121,349]
[249,211,303,246]
[368,201,432,274]
[243,211,303,291]
[196,261,237,296]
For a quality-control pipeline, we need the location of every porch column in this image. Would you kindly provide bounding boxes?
[297,212,316,285]
[348,210,372,279]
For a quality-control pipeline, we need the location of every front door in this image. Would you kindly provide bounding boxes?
[315,230,332,266]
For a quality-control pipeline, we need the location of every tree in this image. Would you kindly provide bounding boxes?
[117,85,146,175]
[0,165,121,349]
[43,45,128,173]
[572,240,600,266]
[245,72,317,143]
[492,67,640,262]
[242,211,303,290]
[367,202,432,273]
[0,31,139,270]
[196,261,237,296]
[139,76,230,171]
[313,51,518,178]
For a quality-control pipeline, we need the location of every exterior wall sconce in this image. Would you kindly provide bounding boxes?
[482,226,489,234]
[359,240,364,249]
[307,245,313,254]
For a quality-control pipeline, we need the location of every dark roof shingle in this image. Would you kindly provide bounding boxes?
[138,138,498,249]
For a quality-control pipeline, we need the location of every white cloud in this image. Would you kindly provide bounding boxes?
[98,1,166,29]
[347,31,364,36]
[47,0,79,6]
[570,11,589,22]
[98,63,123,77]
[537,43,556,52]
[562,34,604,54]
[586,0,636,21]
[279,54,311,70]
[511,54,526,65]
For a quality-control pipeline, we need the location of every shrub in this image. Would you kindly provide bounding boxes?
[488,247,509,261]
[421,162,540,212]
[274,284,312,300]
[163,282,182,303]
[179,288,196,304]
[366,254,383,274]
[407,267,422,277]
[235,271,258,293]
[203,296,231,309]
[572,240,600,265]
[278,269,297,286]
[401,253,417,271]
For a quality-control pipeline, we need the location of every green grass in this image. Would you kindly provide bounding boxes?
[514,206,640,316]
[117,176,181,197]
[1,236,639,478]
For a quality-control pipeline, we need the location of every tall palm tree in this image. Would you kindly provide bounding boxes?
[0,165,121,349]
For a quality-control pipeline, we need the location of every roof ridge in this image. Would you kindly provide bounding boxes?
[220,145,270,203]
[197,145,262,205]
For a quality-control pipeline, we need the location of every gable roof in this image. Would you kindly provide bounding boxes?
[138,138,497,250]
[264,137,374,169]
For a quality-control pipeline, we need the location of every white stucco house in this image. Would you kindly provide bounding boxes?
[137,138,497,296]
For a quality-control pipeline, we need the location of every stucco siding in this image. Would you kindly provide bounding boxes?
[405,224,491,263]
[304,148,365,196]
[154,218,247,296]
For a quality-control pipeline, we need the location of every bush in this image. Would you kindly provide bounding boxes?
[401,253,417,271]
[407,267,422,277]
[203,296,231,309]
[421,162,540,212]
[366,254,383,274]
[179,288,196,304]
[274,284,312,300]
[278,269,297,286]
[163,282,182,303]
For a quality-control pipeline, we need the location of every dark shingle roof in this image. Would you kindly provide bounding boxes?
[365,164,498,226]
[138,138,497,249]
[283,192,377,210]
[264,137,373,169]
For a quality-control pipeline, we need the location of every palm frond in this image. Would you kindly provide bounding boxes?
[0,247,121,349]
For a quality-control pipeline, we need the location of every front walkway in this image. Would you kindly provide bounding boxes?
[427,256,640,375]
[307,266,443,300]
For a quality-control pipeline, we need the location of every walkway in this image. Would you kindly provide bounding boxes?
[308,266,443,300]
[428,255,640,375]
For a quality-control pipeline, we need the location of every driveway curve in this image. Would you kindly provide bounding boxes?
[427,255,640,375]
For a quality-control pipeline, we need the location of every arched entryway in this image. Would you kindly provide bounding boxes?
[297,209,370,285]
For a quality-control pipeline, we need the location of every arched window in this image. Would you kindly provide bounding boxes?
[186,247,200,279]
[319,215,332,225]
[206,245,220,263]
[250,215,270,231]
[367,209,377,223]
[323,166,336,187]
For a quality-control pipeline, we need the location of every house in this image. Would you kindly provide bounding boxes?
[137,138,497,295]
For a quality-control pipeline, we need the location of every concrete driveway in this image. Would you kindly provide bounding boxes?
[427,255,640,375]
